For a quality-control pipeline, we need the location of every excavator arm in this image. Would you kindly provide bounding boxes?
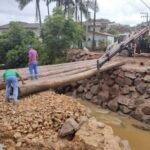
[97,27,149,70]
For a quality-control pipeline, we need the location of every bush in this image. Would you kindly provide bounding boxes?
[0,22,46,68]
[6,46,28,68]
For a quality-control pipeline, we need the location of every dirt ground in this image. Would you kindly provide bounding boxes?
[0,90,89,150]
[0,50,150,149]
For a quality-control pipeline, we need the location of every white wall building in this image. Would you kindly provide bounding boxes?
[83,31,114,49]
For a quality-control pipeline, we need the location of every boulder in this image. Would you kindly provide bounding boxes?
[124,72,136,79]
[59,118,79,137]
[129,86,136,92]
[121,85,130,95]
[84,83,91,92]
[142,106,150,115]
[90,85,99,95]
[119,140,131,150]
[102,102,108,109]
[91,96,100,105]
[16,141,22,148]
[106,78,114,86]
[113,69,121,75]
[135,82,147,95]
[101,83,109,91]
[78,116,88,126]
[130,111,143,121]
[115,77,125,86]
[98,91,109,102]
[115,136,131,150]
[131,102,150,124]
[124,77,133,86]
[14,132,22,139]
[77,85,84,93]
[85,92,92,100]
[134,78,142,86]
[110,74,116,79]
[118,72,125,78]
[93,79,99,85]
[144,75,150,83]
[143,116,150,124]
[73,120,121,150]
[146,87,150,94]
[108,100,119,112]
[119,105,132,114]
[136,72,143,77]
[110,84,120,98]
[117,96,135,109]
[131,92,140,99]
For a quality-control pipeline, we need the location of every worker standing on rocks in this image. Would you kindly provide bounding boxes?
[3,69,25,105]
[28,44,39,80]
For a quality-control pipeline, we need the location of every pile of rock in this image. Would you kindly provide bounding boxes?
[66,49,102,62]
[61,65,150,124]
[0,90,127,150]
[0,91,88,149]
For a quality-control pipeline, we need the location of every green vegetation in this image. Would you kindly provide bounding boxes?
[42,7,84,64]
[0,7,84,68]
[0,22,44,68]
[107,25,131,34]
[98,40,111,51]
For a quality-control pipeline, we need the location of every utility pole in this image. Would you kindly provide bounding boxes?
[85,0,89,48]
[92,0,97,51]
[141,12,149,26]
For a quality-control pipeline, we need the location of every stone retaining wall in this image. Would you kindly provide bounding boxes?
[60,65,150,124]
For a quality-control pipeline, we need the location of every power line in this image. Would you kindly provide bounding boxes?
[140,0,150,10]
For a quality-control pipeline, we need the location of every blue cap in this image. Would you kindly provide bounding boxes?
[27,44,32,48]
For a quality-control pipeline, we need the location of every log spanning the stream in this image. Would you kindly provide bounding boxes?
[0,59,97,90]
[19,61,125,97]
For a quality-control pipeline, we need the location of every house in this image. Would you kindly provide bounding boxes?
[83,31,114,49]
[83,19,116,33]
[82,19,116,49]
[0,22,40,37]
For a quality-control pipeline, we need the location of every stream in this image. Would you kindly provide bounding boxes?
[78,99,150,150]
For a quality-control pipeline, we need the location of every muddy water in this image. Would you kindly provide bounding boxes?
[78,99,150,150]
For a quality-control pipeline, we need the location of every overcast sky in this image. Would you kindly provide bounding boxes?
[0,0,150,26]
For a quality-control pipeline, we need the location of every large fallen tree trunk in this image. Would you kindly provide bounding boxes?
[19,61,125,97]
[0,59,97,76]
[0,63,96,90]
[23,65,96,85]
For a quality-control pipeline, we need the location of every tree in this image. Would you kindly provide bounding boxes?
[16,0,42,27]
[44,0,53,15]
[74,0,89,22]
[42,7,84,64]
[49,0,89,23]
[92,0,99,50]
[83,0,99,48]
[0,22,45,68]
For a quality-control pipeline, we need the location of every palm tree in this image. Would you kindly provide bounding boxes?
[44,0,50,15]
[63,0,75,18]
[92,0,97,50]
[79,0,90,24]
[16,0,42,27]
